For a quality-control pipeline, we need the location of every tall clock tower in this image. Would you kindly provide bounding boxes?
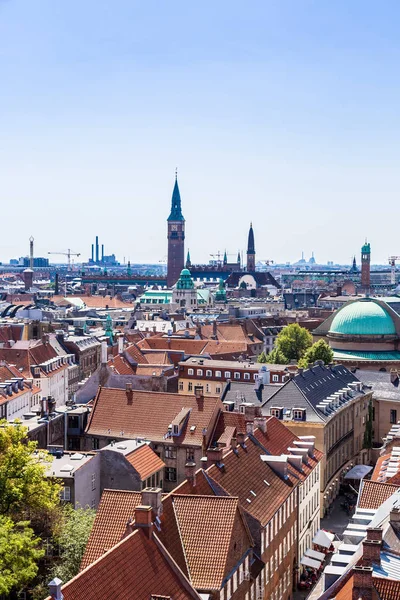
[167,172,185,287]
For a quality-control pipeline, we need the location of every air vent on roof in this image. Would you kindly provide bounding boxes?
[70,453,84,460]
[116,444,127,450]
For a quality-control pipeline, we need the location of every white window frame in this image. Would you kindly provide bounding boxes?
[272,374,279,382]
[224,371,231,379]
[234,372,241,380]
[244,372,250,380]
[188,368,194,376]
[206,370,212,377]
[197,369,203,376]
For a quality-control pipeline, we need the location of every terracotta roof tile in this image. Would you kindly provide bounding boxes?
[107,354,136,375]
[374,576,400,600]
[371,454,392,481]
[207,432,298,526]
[58,529,199,600]
[86,388,222,446]
[358,480,400,509]
[124,344,149,364]
[172,495,246,589]
[125,444,165,481]
[81,490,142,569]
[137,338,208,355]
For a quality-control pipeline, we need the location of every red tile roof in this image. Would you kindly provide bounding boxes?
[374,576,400,600]
[0,341,60,377]
[206,432,298,526]
[137,337,208,355]
[371,453,392,481]
[56,529,200,600]
[86,387,222,446]
[358,480,400,509]
[124,344,149,364]
[125,444,165,481]
[107,354,135,375]
[81,490,142,569]
[171,495,252,590]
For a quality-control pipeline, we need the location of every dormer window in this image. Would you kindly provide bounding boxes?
[270,407,283,419]
[234,372,241,380]
[293,409,306,421]
[244,373,250,380]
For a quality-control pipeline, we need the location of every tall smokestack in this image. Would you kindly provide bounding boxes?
[55,273,59,295]
[29,236,34,270]
[91,244,94,262]
[95,236,99,263]
[101,244,104,262]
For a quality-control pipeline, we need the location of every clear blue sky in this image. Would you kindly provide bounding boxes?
[1,0,400,265]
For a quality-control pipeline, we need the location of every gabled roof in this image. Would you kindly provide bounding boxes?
[137,337,208,355]
[81,490,142,569]
[358,480,400,509]
[125,444,165,481]
[262,364,363,422]
[53,528,200,600]
[107,354,135,375]
[170,495,252,590]
[86,387,222,446]
[206,432,298,526]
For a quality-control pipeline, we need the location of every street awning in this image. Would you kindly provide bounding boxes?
[344,465,373,480]
[300,556,321,569]
[306,549,325,561]
[313,529,335,548]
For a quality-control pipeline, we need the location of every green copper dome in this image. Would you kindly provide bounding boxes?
[361,241,371,254]
[176,268,194,289]
[330,300,396,336]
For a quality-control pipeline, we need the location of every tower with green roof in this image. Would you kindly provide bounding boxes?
[167,171,185,288]
[104,314,114,344]
[172,268,197,309]
[361,240,371,293]
[215,278,227,303]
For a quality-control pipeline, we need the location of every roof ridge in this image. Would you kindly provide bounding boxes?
[171,497,191,584]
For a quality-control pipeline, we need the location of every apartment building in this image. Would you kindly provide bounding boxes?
[0,362,41,420]
[85,384,222,491]
[261,363,372,515]
[178,357,288,396]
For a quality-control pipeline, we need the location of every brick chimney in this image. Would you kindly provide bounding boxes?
[366,527,382,542]
[254,416,267,433]
[194,386,204,400]
[352,566,373,600]
[362,540,381,566]
[141,487,162,517]
[185,462,196,486]
[230,437,237,452]
[134,505,153,538]
[246,420,254,435]
[390,507,400,523]
[126,382,133,404]
[206,447,224,466]
[237,432,246,446]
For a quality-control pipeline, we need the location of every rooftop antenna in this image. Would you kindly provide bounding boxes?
[175,167,178,180]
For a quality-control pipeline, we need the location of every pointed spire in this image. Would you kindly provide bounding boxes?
[223,249,227,264]
[168,171,184,221]
[186,249,191,267]
[237,250,241,264]
[247,223,255,254]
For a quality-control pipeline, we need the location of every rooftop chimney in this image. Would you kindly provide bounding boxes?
[390,507,400,523]
[206,447,224,466]
[366,527,383,543]
[362,540,381,566]
[237,432,246,446]
[118,335,124,355]
[194,387,204,401]
[185,462,196,486]
[254,416,267,433]
[134,505,153,538]
[352,566,373,600]
[48,577,63,600]
[141,487,162,517]
[246,420,254,435]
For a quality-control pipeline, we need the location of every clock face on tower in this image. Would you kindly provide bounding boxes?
[171,224,178,231]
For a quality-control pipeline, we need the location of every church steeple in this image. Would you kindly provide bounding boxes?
[168,171,184,221]
[237,251,241,266]
[186,249,191,268]
[247,222,255,272]
[223,250,227,265]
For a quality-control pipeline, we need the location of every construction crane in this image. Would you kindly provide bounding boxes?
[388,256,400,285]
[48,249,81,271]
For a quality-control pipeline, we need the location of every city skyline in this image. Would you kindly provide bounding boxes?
[2,1,400,264]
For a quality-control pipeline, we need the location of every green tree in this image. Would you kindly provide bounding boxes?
[0,516,44,595]
[257,351,268,363]
[0,420,62,520]
[275,323,312,361]
[265,348,289,365]
[51,505,96,583]
[298,339,334,369]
